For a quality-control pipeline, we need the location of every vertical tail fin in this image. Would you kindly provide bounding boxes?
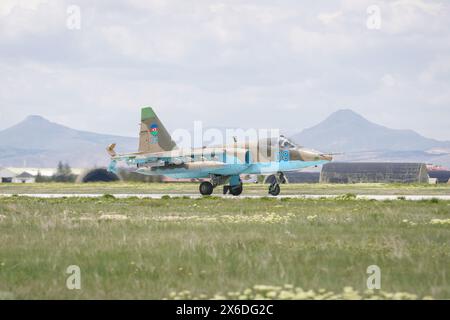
[138,107,177,153]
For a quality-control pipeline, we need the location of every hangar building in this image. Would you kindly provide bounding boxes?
[265,172,320,184]
[0,167,16,183]
[427,170,450,184]
[320,162,429,184]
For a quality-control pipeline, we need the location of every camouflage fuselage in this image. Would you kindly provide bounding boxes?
[124,140,331,179]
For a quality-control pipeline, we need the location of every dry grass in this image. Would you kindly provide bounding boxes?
[0,196,449,299]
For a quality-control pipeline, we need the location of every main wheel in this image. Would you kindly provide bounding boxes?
[268,183,280,196]
[229,184,243,196]
[199,181,214,195]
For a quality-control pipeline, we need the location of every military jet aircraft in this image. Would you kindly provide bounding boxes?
[107,107,332,196]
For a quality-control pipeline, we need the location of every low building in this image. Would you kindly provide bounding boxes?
[320,162,429,184]
[0,167,16,183]
[13,171,36,183]
[7,167,84,177]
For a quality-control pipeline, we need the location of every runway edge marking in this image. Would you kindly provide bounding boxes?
[1,194,450,201]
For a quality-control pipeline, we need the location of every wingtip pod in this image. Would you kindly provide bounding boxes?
[107,143,117,157]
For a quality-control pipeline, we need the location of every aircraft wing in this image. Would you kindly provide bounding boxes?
[107,143,251,174]
[107,143,250,173]
[143,148,249,165]
[110,149,189,167]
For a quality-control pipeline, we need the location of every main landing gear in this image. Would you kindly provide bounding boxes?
[199,175,243,196]
[223,183,243,196]
[222,175,243,196]
[268,172,285,196]
[199,181,214,196]
[199,173,286,197]
[269,183,280,196]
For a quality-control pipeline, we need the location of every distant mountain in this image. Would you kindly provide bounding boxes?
[292,109,450,153]
[0,115,137,167]
[1,110,450,169]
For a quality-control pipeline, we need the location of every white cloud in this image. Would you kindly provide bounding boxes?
[0,0,65,38]
[317,10,343,25]
[289,26,356,54]
[0,0,49,16]
[381,74,397,87]
[98,25,191,63]
[419,56,450,84]
[382,0,446,34]
[0,0,450,140]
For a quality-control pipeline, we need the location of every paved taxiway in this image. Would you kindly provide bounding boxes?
[1,194,450,200]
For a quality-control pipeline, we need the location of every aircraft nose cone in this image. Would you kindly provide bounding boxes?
[292,148,333,162]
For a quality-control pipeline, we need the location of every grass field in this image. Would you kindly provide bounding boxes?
[0,194,449,299]
[0,182,450,195]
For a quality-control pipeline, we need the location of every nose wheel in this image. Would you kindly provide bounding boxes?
[268,172,284,196]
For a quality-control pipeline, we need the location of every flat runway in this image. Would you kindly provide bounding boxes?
[1,193,450,200]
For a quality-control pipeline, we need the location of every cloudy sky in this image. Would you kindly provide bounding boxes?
[0,0,449,140]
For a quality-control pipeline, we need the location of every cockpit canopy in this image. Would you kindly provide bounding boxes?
[278,135,300,149]
[265,135,301,149]
[261,135,305,151]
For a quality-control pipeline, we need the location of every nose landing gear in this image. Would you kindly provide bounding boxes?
[268,172,285,196]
